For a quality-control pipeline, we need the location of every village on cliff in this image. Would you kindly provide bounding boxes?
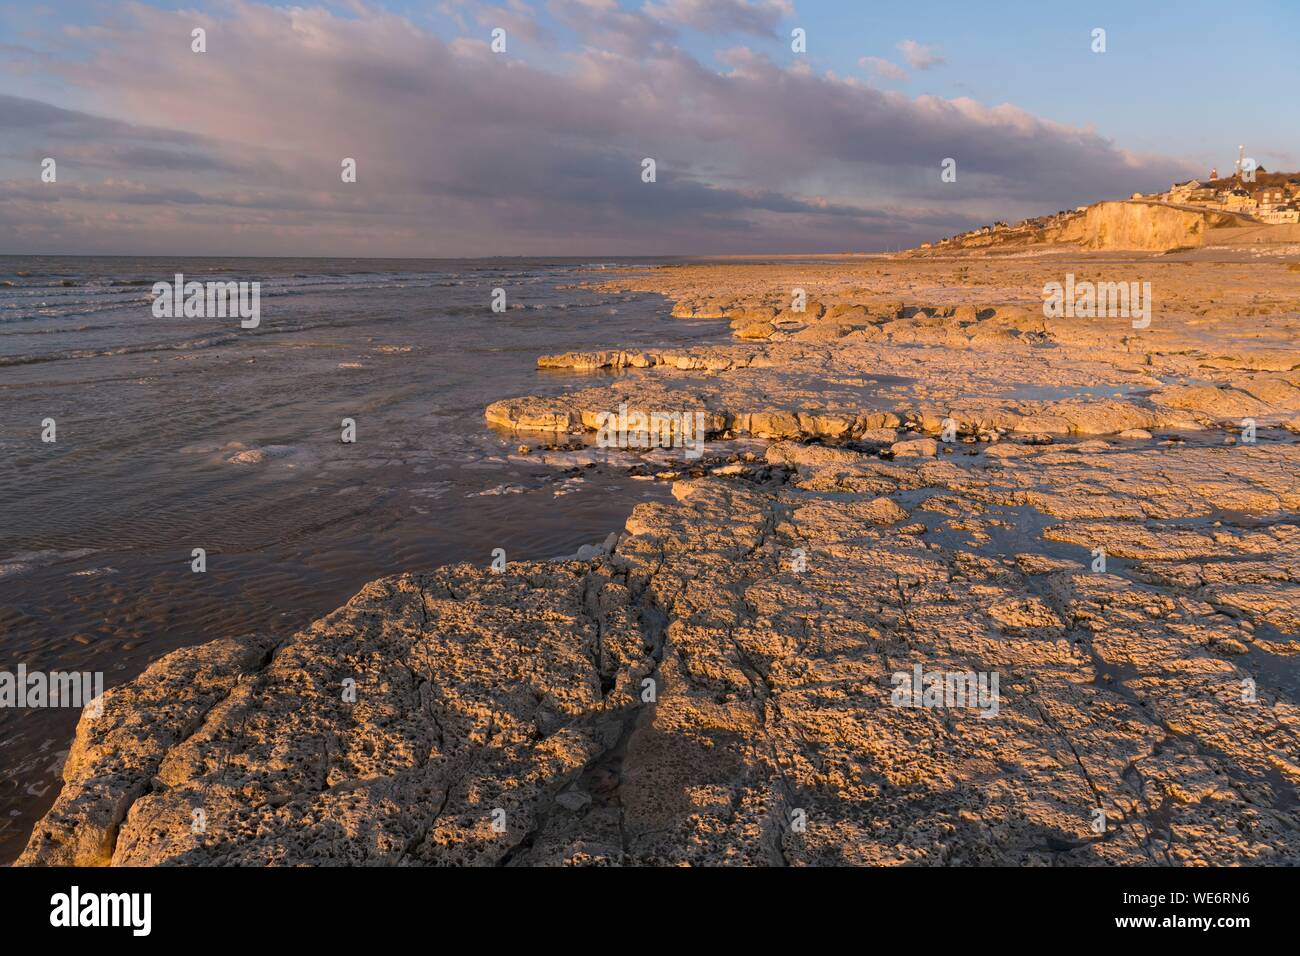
[927,148,1300,250]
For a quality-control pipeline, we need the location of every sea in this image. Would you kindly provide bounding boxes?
[0,255,729,863]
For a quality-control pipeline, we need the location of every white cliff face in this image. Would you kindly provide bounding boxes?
[1051,200,1237,251]
[931,197,1288,254]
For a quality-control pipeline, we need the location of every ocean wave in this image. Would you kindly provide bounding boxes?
[0,322,117,337]
[0,548,99,580]
[0,273,462,323]
[0,316,363,366]
[0,333,244,367]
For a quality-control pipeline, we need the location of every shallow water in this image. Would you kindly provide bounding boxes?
[0,255,730,862]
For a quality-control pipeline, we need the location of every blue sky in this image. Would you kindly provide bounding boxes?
[767,0,1300,170]
[1,0,1295,255]
[12,0,1276,169]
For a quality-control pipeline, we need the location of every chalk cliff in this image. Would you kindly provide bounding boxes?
[1050,201,1239,251]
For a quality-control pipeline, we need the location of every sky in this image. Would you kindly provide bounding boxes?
[1,0,1296,257]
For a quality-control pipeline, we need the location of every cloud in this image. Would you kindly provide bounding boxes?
[859,56,909,82]
[548,0,676,56]
[643,0,793,38]
[897,39,945,70]
[472,2,554,47]
[0,3,1197,255]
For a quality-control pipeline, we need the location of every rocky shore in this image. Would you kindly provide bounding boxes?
[20,252,1300,866]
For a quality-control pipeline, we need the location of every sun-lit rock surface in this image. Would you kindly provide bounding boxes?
[21,252,1300,866]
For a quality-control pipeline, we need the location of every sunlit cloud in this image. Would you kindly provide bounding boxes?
[0,2,1197,255]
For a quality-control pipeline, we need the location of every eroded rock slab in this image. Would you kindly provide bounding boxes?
[22,437,1300,866]
[21,255,1300,866]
